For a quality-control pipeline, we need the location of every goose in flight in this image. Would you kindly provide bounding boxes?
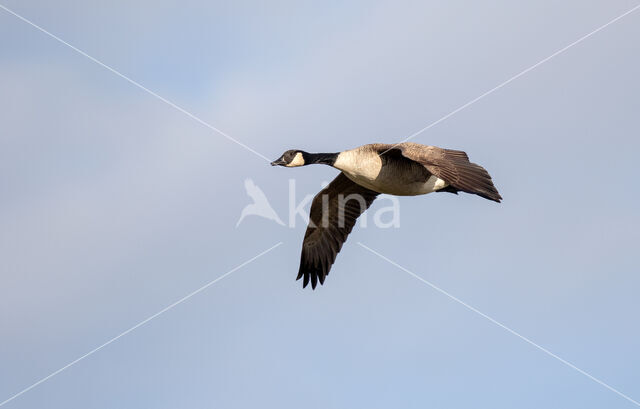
[271,142,502,289]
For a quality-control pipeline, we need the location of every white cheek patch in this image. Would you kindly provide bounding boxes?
[286,152,305,167]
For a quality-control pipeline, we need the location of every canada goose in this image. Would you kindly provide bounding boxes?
[271,142,502,289]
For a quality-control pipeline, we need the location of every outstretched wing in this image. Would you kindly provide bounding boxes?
[298,173,379,289]
[377,142,502,202]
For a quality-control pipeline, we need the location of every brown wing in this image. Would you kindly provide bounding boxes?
[375,142,502,202]
[298,173,379,289]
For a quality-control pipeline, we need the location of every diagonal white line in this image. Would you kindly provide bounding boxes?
[0,242,283,408]
[381,3,640,155]
[0,3,272,163]
[357,242,640,408]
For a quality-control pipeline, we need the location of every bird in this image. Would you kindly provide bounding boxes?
[236,178,285,227]
[270,142,502,289]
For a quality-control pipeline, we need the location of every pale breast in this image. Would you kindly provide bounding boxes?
[333,149,383,181]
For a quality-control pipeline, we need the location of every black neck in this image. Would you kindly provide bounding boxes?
[303,152,339,166]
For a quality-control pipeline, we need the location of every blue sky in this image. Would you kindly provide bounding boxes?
[1,1,639,408]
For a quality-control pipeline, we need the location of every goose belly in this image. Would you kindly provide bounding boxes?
[343,171,448,196]
[334,149,448,196]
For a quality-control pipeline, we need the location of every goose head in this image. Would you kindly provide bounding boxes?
[271,150,308,167]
